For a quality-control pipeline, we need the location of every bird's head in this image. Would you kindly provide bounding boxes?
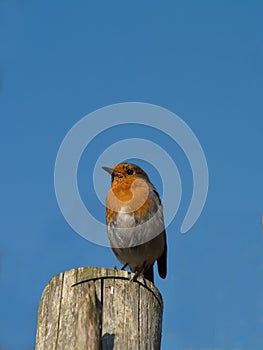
[102,163,150,185]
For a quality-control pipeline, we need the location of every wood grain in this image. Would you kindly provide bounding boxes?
[35,267,163,350]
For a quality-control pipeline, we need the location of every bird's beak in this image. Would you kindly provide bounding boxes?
[102,166,114,175]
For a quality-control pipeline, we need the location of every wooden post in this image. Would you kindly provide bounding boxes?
[35,267,163,350]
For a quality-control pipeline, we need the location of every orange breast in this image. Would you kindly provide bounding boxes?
[106,177,151,223]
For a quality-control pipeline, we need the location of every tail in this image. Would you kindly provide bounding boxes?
[157,231,167,279]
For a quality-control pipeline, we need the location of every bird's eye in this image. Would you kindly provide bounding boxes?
[127,169,134,175]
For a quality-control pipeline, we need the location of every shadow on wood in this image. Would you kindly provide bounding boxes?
[101,333,115,350]
[35,267,163,350]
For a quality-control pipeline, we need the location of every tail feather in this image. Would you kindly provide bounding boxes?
[157,231,167,279]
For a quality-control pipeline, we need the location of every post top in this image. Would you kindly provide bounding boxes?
[47,266,163,307]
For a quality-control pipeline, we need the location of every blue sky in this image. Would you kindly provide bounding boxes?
[1,1,263,349]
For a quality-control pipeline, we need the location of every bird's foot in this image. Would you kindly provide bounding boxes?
[130,271,146,284]
[130,272,139,282]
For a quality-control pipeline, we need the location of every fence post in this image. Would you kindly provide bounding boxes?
[35,267,163,350]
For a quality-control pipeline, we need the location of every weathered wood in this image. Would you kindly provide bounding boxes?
[35,267,163,350]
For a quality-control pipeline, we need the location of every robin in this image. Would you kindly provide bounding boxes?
[102,163,167,283]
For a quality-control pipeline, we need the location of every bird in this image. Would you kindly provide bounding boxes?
[102,162,167,283]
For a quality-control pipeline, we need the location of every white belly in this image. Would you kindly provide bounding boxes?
[107,208,165,271]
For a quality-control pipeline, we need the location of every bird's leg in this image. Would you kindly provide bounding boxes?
[141,262,147,284]
[113,262,128,271]
[130,262,152,283]
[130,265,146,283]
[121,262,128,270]
[130,270,139,282]
[140,262,154,284]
